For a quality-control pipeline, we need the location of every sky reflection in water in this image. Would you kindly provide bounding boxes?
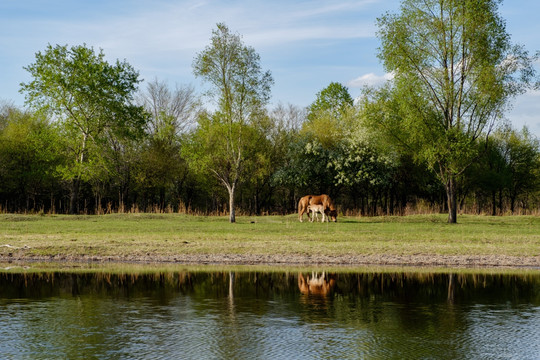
[0,270,538,359]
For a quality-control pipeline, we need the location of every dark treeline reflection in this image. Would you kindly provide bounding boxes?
[1,271,538,305]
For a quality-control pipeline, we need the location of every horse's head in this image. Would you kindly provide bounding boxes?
[328,209,337,222]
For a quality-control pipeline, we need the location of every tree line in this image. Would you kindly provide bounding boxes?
[1,1,540,222]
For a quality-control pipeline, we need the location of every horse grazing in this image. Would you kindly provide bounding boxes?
[298,194,337,222]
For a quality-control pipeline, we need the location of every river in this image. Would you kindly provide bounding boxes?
[0,268,539,359]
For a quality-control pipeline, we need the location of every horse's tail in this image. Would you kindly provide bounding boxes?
[298,195,313,222]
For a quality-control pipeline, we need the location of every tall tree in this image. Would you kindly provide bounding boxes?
[191,23,273,222]
[20,44,146,214]
[375,0,537,222]
[304,82,354,148]
[307,82,353,122]
[134,79,200,211]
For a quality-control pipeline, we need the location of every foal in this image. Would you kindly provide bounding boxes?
[307,204,328,222]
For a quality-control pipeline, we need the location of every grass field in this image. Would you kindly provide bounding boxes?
[0,214,539,267]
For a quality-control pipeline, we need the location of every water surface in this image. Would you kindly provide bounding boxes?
[0,269,538,359]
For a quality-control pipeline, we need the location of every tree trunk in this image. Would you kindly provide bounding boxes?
[510,195,516,214]
[491,190,496,216]
[228,184,236,223]
[446,177,457,223]
[389,189,395,215]
[499,189,504,215]
[70,133,86,215]
[254,189,259,216]
[69,178,80,215]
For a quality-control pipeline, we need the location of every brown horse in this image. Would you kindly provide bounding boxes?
[298,194,337,222]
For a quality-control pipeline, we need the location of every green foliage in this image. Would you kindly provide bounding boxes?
[374,0,538,222]
[20,44,145,131]
[307,82,353,122]
[183,112,270,186]
[1,20,540,217]
[0,107,62,210]
[502,127,540,211]
[272,136,336,193]
[275,84,357,195]
[304,83,354,147]
[20,44,147,213]
[193,23,273,124]
[184,113,237,178]
[135,137,185,199]
[302,111,345,150]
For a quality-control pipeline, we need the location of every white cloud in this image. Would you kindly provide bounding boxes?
[2,1,380,65]
[0,0,401,106]
[99,1,378,54]
[348,72,394,88]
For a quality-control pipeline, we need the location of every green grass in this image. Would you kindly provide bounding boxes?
[0,213,539,260]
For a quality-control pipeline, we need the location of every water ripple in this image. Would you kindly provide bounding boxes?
[0,272,539,359]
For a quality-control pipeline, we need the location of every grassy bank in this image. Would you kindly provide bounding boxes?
[0,214,539,267]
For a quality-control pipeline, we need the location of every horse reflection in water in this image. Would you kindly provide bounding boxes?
[298,272,337,296]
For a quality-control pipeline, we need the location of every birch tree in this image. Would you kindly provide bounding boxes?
[190,23,273,222]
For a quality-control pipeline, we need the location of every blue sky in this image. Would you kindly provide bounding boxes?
[1,0,539,134]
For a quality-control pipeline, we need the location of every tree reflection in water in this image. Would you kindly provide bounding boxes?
[0,269,538,359]
[0,270,538,305]
[1,270,538,304]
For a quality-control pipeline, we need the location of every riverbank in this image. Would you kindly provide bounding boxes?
[2,253,539,268]
[1,214,539,269]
